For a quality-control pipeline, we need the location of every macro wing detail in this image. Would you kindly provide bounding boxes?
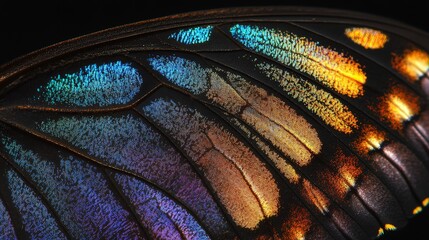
[0,7,428,240]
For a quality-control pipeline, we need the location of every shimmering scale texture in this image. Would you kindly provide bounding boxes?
[256,61,358,133]
[35,61,143,106]
[392,48,429,81]
[148,55,321,166]
[226,72,321,166]
[6,170,66,239]
[0,197,17,239]
[36,114,228,235]
[344,28,388,49]
[169,26,214,44]
[229,24,366,97]
[143,98,280,229]
[228,117,300,184]
[2,138,143,239]
[113,173,209,240]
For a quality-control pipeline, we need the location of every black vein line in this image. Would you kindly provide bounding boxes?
[0,151,73,239]
[196,49,426,208]
[101,169,151,239]
[0,115,215,240]
[303,176,353,240]
[0,83,162,113]
[411,122,429,152]
[152,195,188,240]
[132,107,242,239]
[214,68,318,156]
[204,132,268,219]
[377,146,424,203]
[0,69,163,114]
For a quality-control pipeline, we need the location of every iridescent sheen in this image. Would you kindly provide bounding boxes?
[229,24,366,97]
[149,56,209,94]
[169,26,214,44]
[2,137,143,239]
[35,61,143,107]
[113,173,209,240]
[228,117,300,184]
[36,114,230,236]
[142,98,280,229]
[0,197,16,239]
[6,169,66,239]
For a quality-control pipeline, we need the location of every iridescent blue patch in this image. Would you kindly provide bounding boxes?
[35,61,143,107]
[148,56,209,94]
[168,26,214,44]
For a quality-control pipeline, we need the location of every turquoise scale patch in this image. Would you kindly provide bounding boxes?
[168,26,214,44]
[35,61,143,107]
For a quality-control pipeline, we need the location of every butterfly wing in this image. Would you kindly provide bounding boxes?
[1,7,428,240]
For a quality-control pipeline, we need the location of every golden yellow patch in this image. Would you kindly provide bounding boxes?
[345,27,388,49]
[384,224,397,231]
[423,197,429,207]
[413,206,423,215]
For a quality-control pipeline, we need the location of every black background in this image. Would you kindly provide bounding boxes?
[1,1,428,239]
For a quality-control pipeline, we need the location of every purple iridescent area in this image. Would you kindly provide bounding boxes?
[113,172,210,239]
[2,137,144,239]
[36,113,230,237]
[6,170,66,239]
[0,196,17,239]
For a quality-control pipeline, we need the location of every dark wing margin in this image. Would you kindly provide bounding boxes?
[1,7,428,240]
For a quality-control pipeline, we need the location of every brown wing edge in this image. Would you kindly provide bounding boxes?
[1,6,428,85]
